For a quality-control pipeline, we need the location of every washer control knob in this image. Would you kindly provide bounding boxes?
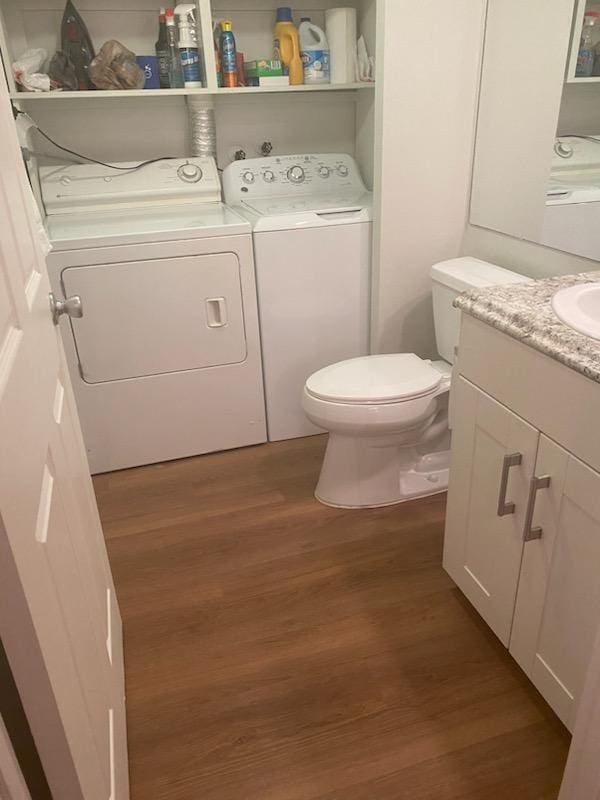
[242,171,255,185]
[337,164,349,177]
[554,141,574,159]
[178,163,203,183]
[318,166,331,179]
[287,165,306,184]
[263,169,276,183]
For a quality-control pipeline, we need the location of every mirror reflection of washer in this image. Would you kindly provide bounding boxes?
[42,157,266,473]
[544,136,600,259]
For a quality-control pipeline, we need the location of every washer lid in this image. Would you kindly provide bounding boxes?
[305,354,443,405]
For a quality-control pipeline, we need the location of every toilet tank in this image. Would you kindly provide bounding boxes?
[431,257,532,364]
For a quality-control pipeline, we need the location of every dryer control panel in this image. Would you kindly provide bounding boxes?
[41,157,221,215]
[222,153,367,202]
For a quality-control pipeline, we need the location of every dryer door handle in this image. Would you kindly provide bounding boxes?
[205,297,228,328]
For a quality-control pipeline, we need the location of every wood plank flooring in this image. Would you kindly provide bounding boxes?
[94,435,570,800]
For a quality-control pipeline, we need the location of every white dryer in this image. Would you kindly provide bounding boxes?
[223,153,372,442]
[42,158,266,473]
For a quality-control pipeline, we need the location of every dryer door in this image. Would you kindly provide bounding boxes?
[62,253,247,383]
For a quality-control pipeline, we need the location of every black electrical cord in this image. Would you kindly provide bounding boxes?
[14,106,175,171]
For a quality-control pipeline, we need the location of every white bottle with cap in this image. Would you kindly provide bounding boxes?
[174,2,203,88]
[299,19,330,84]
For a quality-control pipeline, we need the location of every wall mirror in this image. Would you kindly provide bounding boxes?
[470,0,600,262]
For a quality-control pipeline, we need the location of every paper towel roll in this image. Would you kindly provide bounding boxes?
[325,7,357,85]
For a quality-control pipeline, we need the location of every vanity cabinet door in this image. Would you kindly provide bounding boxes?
[510,435,600,732]
[443,377,539,645]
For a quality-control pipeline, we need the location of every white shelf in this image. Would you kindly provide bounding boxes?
[216,83,374,94]
[10,89,209,100]
[566,76,600,83]
[10,83,375,101]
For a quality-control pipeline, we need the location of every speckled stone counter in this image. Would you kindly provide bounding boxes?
[454,270,600,383]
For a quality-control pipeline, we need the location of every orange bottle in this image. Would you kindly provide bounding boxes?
[274,7,303,86]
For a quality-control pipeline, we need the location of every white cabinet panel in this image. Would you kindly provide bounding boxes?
[443,377,538,645]
[511,435,600,731]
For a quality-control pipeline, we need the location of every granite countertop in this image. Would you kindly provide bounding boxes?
[454,270,600,383]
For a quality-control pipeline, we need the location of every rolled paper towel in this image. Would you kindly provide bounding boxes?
[325,7,357,85]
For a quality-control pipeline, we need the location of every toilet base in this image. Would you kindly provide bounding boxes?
[314,433,450,509]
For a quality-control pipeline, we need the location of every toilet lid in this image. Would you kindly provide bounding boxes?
[305,354,443,405]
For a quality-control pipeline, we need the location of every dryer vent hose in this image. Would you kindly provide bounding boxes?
[187,97,216,159]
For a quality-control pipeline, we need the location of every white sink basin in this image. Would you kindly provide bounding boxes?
[552,282,600,340]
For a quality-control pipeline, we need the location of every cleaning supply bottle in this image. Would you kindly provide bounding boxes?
[155,8,170,89]
[220,20,238,88]
[576,11,599,77]
[274,7,303,85]
[299,19,330,84]
[165,8,184,88]
[175,3,203,87]
[213,21,223,87]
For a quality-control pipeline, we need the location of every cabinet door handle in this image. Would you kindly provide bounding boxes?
[497,452,523,516]
[523,475,551,541]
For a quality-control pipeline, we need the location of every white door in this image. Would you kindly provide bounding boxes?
[510,435,600,731]
[0,74,128,798]
[443,377,539,645]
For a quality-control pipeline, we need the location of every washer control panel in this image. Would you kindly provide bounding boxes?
[222,154,366,202]
[41,157,221,215]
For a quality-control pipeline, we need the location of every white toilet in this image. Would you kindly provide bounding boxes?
[302,257,531,508]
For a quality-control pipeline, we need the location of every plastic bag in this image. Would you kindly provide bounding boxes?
[89,40,145,90]
[12,49,51,92]
[48,51,79,91]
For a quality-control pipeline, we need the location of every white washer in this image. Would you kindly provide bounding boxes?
[42,158,266,473]
[223,153,372,442]
[543,136,600,259]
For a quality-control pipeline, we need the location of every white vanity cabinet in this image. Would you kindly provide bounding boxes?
[444,377,539,647]
[445,315,600,732]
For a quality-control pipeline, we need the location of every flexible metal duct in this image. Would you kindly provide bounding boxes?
[187,96,216,159]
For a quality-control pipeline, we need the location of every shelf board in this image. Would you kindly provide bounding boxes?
[9,88,209,100]
[216,82,375,94]
[566,76,600,84]
[9,83,375,101]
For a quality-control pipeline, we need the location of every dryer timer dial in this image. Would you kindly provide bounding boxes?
[177,163,203,183]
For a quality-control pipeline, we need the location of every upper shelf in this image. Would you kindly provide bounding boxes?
[10,83,375,101]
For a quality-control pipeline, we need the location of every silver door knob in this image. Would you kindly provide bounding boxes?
[49,293,83,326]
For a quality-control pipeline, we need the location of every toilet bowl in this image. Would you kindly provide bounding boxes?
[302,354,452,508]
[303,257,532,509]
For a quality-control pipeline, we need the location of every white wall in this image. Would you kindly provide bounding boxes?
[214,92,359,168]
[463,224,598,280]
[26,91,363,175]
[370,0,487,358]
[558,84,600,135]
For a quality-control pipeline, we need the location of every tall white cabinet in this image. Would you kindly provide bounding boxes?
[445,314,600,732]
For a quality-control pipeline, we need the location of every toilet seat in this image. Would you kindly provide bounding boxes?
[305,354,442,405]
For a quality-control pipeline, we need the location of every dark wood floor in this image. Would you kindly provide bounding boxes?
[94,435,570,800]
